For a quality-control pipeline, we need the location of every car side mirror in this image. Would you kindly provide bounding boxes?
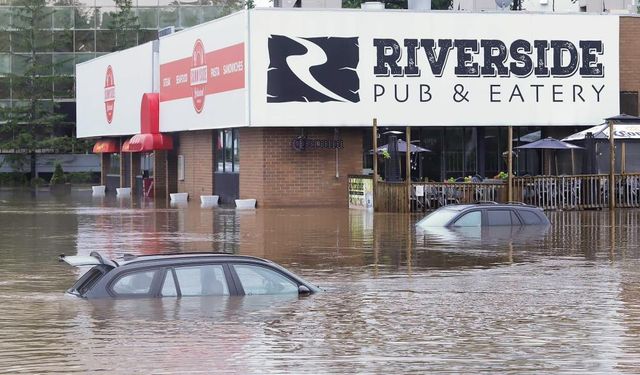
[298,285,311,295]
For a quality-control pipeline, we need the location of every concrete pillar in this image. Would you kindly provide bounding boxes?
[154,150,168,203]
[167,149,178,195]
[100,153,111,186]
[130,153,141,196]
[119,151,127,188]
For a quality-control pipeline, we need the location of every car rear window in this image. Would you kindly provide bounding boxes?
[74,268,105,296]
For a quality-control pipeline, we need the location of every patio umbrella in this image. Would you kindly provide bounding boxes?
[515,137,583,175]
[372,139,431,153]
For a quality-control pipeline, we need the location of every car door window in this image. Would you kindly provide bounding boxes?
[112,270,157,295]
[452,211,481,227]
[487,210,512,226]
[161,269,178,297]
[233,264,298,295]
[174,265,229,296]
[520,210,541,224]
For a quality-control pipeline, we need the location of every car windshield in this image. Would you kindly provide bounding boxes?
[416,208,460,227]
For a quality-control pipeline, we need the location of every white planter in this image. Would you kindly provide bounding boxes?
[170,192,189,202]
[91,185,106,195]
[116,187,131,197]
[170,201,188,208]
[200,195,219,207]
[235,198,256,209]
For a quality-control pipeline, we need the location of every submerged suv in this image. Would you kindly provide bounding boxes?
[416,202,549,228]
[60,252,320,299]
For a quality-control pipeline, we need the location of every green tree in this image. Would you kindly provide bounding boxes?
[49,161,65,185]
[109,0,140,51]
[0,0,71,181]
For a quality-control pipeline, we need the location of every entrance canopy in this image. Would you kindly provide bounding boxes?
[122,133,173,153]
[562,123,640,141]
[92,139,120,153]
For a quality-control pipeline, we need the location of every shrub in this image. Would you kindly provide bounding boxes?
[66,172,94,184]
[0,172,28,186]
[49,162,66,185]
[30,177,46,187]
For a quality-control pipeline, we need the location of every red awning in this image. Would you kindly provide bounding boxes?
[121,139,133,152]
[124,133,173,152]
[92,139,120,153]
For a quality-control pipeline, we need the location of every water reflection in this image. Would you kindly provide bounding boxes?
[2,188,640,372]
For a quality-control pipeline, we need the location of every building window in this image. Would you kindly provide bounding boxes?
[215,128,239,173]
[108,153,120,175]
[141,153,154,178]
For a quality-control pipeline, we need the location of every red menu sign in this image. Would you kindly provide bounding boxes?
[160,41,245,113]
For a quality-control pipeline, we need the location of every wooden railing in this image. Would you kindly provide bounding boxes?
[513,174,640,210]
[375,182,409,212]
[512,175,608,210]
[615,174,640,208]
[374,174,640,212]
[410,181,506,212]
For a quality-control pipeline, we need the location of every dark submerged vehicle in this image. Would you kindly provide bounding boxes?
[60,252,320,299]
[416,202,550,228]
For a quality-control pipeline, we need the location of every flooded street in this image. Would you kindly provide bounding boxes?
[1,188,640,373]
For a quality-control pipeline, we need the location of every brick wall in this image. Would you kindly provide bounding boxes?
[620,17,640,110]
[239,127,363,207]
[177,130,214,200]
[238,128,265,204]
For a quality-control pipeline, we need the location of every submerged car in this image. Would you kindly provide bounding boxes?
[416,202,549,228]
[60,252,320,299]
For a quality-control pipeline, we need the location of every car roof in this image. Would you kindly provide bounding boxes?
[60,252,274,268]
[116,252,272,267]
[441,202,542,212]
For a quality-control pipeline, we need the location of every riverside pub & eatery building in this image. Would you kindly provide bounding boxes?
[76,8,637,208]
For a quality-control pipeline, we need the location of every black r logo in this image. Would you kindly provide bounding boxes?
[267,35,360,103]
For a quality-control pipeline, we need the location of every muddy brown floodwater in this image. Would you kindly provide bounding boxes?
[1,188,640,373]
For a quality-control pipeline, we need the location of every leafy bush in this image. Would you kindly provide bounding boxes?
[494,171,509,180]
[30,177,46,187]
[0,172,28,186]
[66,172,94,184]
[49,162,66,185]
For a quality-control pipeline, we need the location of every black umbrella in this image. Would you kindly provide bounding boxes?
[515,137,583,175]
[515,137,583,150]
[372,139,431,153]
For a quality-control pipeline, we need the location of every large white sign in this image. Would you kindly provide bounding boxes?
[159,11,248,132]
[249,10,619,127]
[76,42,154,138]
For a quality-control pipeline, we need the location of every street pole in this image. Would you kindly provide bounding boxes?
[372,118,378,212]
[609,119,615,210]
[507,126,513,202]
[405,126,411,213]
